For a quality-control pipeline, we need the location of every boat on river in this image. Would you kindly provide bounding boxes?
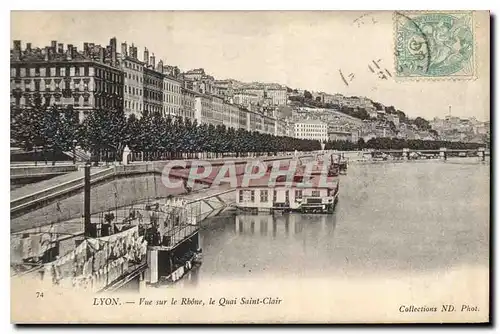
[235,156,340,214]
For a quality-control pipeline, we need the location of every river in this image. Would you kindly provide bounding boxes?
[180,158,489,285]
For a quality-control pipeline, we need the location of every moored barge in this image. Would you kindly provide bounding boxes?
[235,157,340,214]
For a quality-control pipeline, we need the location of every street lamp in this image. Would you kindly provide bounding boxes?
[72,139,77,165]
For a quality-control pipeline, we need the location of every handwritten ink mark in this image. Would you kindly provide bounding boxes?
[339,69,349,86]
[352,13,369,24]
[353,13,378,28]
[377,71,388,80]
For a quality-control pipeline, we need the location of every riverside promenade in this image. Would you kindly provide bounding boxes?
[11,153,312,233]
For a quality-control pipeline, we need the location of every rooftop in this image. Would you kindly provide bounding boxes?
[236,172,339,189]
[295,119,327,125]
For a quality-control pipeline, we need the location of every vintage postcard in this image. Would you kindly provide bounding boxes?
[10,10,490,324]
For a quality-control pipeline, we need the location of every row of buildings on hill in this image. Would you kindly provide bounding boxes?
[10,38,293,138]
[10,37,489,145]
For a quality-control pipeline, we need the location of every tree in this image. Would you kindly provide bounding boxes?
[124,114,141,153]
[11,105,45,152]
[40,105,80,165]
[385,106,396,114]
[304,90,313,99]
[413,117,431,131]
[81,107,126,164]
[396,110,408,123]
[352,108,370,120]
[357,138,365,149]
[372,102,384,111]
[388,121,397,132]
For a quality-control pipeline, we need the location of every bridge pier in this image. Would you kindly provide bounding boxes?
[440,148,447,161]
[402,148,409,160]
[478,147,486,162]
[146,249,159,284]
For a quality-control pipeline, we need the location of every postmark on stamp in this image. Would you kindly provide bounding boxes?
[394,11,475,79]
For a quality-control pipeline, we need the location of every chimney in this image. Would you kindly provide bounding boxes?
[99,47,105,63]
[72,46,78,59]
[51,40,57,53]
[12,40,21,60]
[110,37,117,66]
[121,42,128,57]
[157,59,163,73]
[44,46,50,61]
[129,44,134,59]
[144,47,149,66]
[150,54,155,69]
[58,43,64,54]
[26,43,32,53]
[134,46,138,59]
[13,40,21,52]
[83,42,89,56]
[66,44,73,60]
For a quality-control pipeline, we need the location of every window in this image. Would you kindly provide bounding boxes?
[295,190,302,201]
[312,190,320,197]
[239,190,244,202]
[285,190,289,203]
[260,190,268,202]
[250,190,255,203]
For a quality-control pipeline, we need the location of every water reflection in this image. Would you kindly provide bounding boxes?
[233,214,337,240]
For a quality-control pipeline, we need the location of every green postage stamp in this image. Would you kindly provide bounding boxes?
[394,11,475,79]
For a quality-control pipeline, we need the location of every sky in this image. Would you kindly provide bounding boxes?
[10,11,490,122]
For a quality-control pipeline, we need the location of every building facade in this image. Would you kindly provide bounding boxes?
[233,91,260,107]
[181,88,197,122]
[119,42,143,118]
[211,95,225,126]
[328,130,354,142]
[11,39,124,120]
[194,95,215,126]
[143,66,163,115]
[266,87,287,106]
[162,75,182,118]
[293,119,328,142]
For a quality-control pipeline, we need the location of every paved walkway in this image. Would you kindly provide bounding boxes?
[10,167,111,201]
[10,170,84,200]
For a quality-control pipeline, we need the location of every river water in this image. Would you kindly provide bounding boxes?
[181,158,489,285]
